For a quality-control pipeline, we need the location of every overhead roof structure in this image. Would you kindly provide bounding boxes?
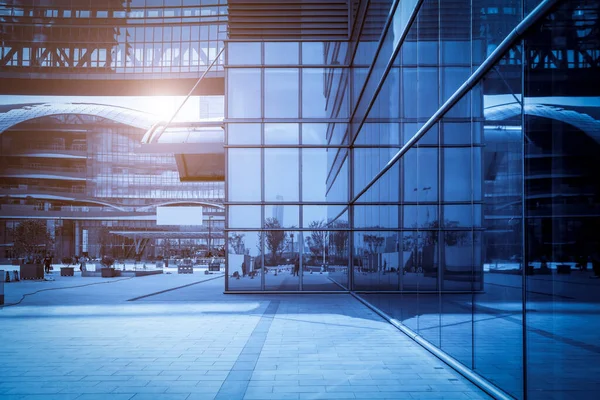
[485,102,600,144]
[0,102,158,134]
[139,120,225,182]
[109,231,225,240]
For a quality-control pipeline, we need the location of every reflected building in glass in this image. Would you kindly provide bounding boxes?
[224,0,600,399]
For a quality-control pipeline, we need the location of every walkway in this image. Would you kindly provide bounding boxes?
[0,273,491,399]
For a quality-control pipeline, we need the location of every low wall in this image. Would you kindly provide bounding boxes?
[82,270,163,278]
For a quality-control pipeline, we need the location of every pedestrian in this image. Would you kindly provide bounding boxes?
[43,254,53,274]
[293,258,300,277]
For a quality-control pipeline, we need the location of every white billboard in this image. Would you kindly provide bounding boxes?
[157,206,203,226]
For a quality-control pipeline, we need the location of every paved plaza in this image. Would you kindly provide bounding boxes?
[0,272,491,400]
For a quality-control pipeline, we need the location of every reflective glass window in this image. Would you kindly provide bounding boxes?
[264,148,299,201]
[228,148,261,201]
[264,124,299,145]
[264,69,299,118]
[228,123,261,145]
[265,42,299,65]
[227,69,261,118]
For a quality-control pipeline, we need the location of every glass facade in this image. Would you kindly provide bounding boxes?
[0,0,226,79]
[225,40,350,292]
[0,104,224,261]
[224,0,600,398]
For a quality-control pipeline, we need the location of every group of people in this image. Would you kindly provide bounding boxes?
[41,254,90,274]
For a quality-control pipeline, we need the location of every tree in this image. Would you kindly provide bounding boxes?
[12,220,53,261]
[363,234,384,254]
[228,233,246,255]
[260,218,287,265]
[329,220,349,260]
[306,220,329,261]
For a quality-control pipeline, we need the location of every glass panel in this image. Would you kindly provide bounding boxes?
[524,3,600,398]
[227,68,261,118]
[302,148,328,202]
[264,123,299,145]
[228,149,261,201]
[302,205,330,228]
[400,230,438,291]
[228,42,261,65]
[302,123,328,145]
[264,148,299,201]
[227,231,262,291]
[228,205,261,229]
[301,42,325,64]
[265,42,299,64]
[302,68,328,118]
[264,69,299,118]
[264,205,299,228]
[353,231,400,291]
[442,122,472,145]
[264,229,300,291]
[443,147,472,202]
[476,48,523,398]
[353,205,399,229]
[228,123,261,145]
[302,230,347,291]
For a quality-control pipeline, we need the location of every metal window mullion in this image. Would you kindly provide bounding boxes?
[520,4,528,393]
[348,133,354,290]
[260,41,266,291]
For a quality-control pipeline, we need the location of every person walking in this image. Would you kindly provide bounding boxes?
[43,254,53,274]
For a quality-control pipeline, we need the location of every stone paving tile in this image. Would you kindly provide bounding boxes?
[0,277,492,400]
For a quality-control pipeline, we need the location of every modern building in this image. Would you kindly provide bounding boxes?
[222,0,600,399]
[0,1,227,261]
[1,0,599,399]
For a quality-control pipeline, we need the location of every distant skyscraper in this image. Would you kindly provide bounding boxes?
[273,195,284,224]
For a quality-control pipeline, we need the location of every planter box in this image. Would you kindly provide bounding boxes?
[178,265,193,274]
[60,267,75,277]
[557,264,571,274]
[20,264,44,280]
[208,263,221,272]
[101,267,117,278]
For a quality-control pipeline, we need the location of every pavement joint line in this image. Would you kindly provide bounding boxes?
[127,274,225,301]
[215,300,280,400]
[0,277,135,308]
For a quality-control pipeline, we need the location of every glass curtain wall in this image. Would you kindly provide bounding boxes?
[224,0,600,397]
[351,0,600,399]
[225,41,350,292]
[0,0,227,79]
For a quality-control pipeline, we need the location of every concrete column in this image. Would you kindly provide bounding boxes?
[74,221,81,256]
